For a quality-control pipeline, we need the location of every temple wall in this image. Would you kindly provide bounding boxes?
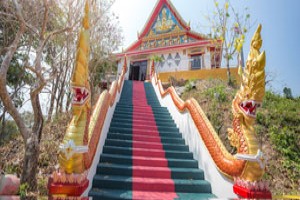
[117,46,226,81]
[158,67,241,83]
[156,50,190,73]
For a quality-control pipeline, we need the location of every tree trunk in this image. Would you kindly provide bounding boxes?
[0,110,6,140]
[65,91,72,113]
[58,86,66,113]
[21,133,40,192]
[56,54,68,114]
[47,75,60,122]
[31,94,44,142]
[226,56,232,86]
[64,33,73,113]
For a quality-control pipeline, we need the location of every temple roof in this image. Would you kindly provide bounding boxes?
[138,0,190,39]
[119,0,220,56]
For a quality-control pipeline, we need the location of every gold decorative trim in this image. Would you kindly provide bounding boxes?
[142,31,186,41]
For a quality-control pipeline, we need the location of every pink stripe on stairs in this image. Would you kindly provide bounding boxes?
[132,81,177,200]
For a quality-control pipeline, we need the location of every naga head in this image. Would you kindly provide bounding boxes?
[71,42,90,109]
[236,24,266,124]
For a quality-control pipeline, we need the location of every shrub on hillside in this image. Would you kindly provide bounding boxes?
[0,120,19,145]
[256,91,300,184]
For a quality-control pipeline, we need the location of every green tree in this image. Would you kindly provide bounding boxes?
[88,0,123,104]
[89,57,118,103]
[0,0,70,194]
[0,52,33,137]
[208,0,252,85]
[0,0,122,194]
[283,87,293,99]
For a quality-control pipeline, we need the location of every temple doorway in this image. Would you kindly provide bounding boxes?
[129,60,147,81]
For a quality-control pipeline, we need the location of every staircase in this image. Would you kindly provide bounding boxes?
[89,81,216,199]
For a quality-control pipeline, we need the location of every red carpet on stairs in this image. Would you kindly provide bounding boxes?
[88,80,215,199]
[132,81,178,200]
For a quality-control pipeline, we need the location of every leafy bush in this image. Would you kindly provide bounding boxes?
[207,100,224,135]
[18,183,29,198]
[37,176,48,196]
[204,84,227,102]
[184,79,196,92]
[283,87,293,99]
[256,91,300,182]
[0,120,19,145]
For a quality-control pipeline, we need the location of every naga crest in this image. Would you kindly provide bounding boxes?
[237,24,266,123]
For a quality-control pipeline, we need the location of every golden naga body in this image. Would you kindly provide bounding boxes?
[59,1,91,174]
[228,24,266,181]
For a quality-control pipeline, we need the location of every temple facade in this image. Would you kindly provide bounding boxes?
[116,0,222,81]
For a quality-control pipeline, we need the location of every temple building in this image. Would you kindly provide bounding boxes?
[116,0,223,81]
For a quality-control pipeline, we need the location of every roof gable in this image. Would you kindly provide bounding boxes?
[123,0,211,53]
[139,0,190,39]
[147,5,183,36]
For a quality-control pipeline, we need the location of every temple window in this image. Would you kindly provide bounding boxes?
[191,54,202,69]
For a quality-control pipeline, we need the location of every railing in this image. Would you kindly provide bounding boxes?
[151,67,271,198]
[152,73,245,177]
[48,68,126,198]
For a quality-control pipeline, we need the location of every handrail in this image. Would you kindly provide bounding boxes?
[151,25,268,185]
[153,73,245,178]
[49,1,127,196]
[49,69,126,196]
[84,71,125,169]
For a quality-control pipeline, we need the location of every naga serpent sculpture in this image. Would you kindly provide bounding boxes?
[154,24,267,184]
[228,24,266,182]
[58,1,91,174]
[50,1,126,190]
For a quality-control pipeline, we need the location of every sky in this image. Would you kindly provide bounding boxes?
[111,0,300,96]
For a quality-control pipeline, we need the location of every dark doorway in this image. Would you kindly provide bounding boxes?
[131,65,140,80]
[129,60,147,81]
